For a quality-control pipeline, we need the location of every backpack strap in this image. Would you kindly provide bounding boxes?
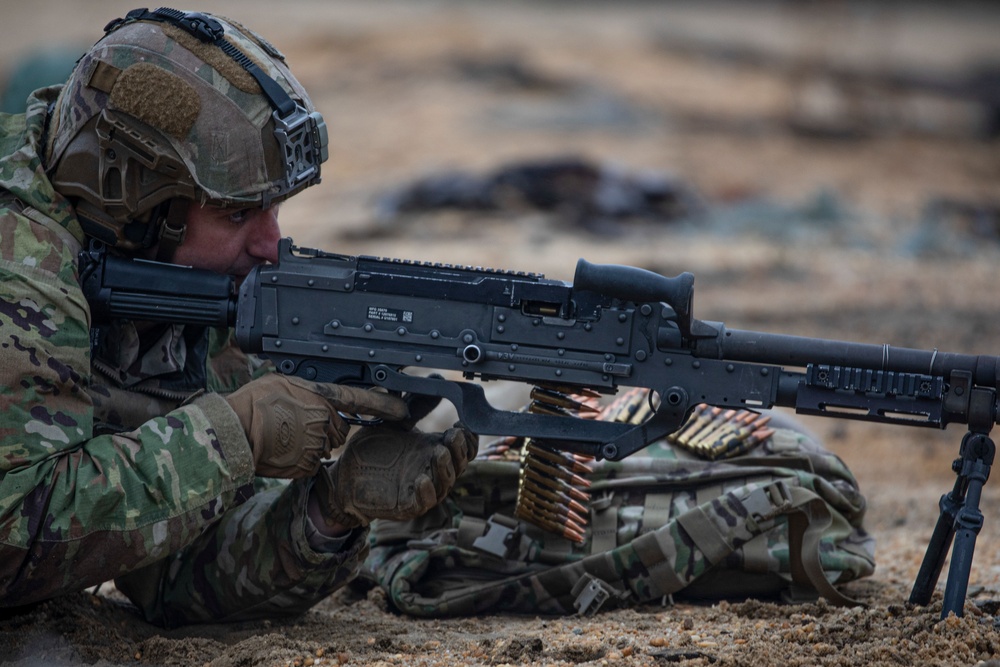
[783,487,861,607]
[589,493,620,554]
[676,479,860,606]
[676,479,794,563]
[641,492,674,534]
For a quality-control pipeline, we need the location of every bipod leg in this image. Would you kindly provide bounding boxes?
[908,479,963,606]
[939,433,994,617]
[909,431,995,618]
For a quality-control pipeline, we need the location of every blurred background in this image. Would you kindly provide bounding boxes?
[5,1,999,262]
[5,0,1000,588]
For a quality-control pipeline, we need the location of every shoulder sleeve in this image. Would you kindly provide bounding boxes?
[0,210,255,606]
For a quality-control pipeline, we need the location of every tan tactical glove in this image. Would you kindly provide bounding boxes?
[313,424,478,529]
[226,374,408,479]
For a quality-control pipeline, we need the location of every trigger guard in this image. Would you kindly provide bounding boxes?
[337,411,384,427]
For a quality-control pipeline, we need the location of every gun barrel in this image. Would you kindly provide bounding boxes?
[712,328,1000,389]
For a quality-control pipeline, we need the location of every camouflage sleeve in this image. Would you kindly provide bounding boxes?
[0,210,256,607]
[205,326,274,394]
[114,478,371,627]
[108,329,368,625]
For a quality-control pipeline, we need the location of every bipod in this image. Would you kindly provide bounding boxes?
[909,429,995,618]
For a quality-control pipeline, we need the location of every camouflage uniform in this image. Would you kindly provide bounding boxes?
[0,88,367,626]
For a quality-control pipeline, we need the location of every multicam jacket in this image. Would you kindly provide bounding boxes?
[0,88,367,627]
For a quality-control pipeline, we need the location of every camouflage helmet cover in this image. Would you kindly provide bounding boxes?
[47,7,328,250]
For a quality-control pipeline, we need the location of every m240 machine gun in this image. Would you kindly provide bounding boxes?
[80,238,1000,618]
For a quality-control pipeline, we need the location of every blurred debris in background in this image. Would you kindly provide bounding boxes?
[655,30,1000,141]
[706,188,856,239]
[787,60,1000,140]
[370,157,869,248]
[899,196,1000,257]
[371,156,1000,257]
[924,197,1000,240]
[449,52,574,93]
[444,50,658,133]
[372,156,704,236]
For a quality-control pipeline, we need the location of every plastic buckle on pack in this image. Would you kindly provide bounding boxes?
[571,574,627,616]
[472,515,520,559]
[589,492,615,513]
[572,576,610,616]
[740,480,793,532]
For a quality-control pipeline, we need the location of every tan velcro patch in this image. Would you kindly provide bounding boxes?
[87,61,122,94]
[160,23,263,95]
[109,62,201,139]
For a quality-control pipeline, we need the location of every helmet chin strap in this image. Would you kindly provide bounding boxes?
[154,199,189,263]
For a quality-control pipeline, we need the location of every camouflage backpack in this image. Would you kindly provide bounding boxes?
[360,390,876,617]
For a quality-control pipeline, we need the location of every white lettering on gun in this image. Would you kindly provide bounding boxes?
[367,306,413,323]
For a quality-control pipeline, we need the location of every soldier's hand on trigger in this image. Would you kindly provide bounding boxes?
[312,423,479,530]
[225,374,409,478]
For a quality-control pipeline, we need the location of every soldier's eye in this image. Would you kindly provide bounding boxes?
[228,209,252,224]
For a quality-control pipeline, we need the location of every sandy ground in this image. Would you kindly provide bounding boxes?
[3,1,1000,665]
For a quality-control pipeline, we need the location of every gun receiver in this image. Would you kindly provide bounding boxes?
[80,237,1000,617]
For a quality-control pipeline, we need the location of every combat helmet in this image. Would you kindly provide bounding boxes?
[47,7,327,260]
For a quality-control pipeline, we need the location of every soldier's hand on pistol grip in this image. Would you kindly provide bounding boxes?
[225,374,409,479]
[313,424,479,529]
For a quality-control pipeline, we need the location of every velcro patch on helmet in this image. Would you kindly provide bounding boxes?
[109,63,201,139]
[160,23,263,95]
[87,61,122,94]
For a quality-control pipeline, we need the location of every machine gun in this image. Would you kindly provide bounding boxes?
[79,238,999,618]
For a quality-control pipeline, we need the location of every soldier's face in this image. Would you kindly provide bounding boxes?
[171,204,282,280]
